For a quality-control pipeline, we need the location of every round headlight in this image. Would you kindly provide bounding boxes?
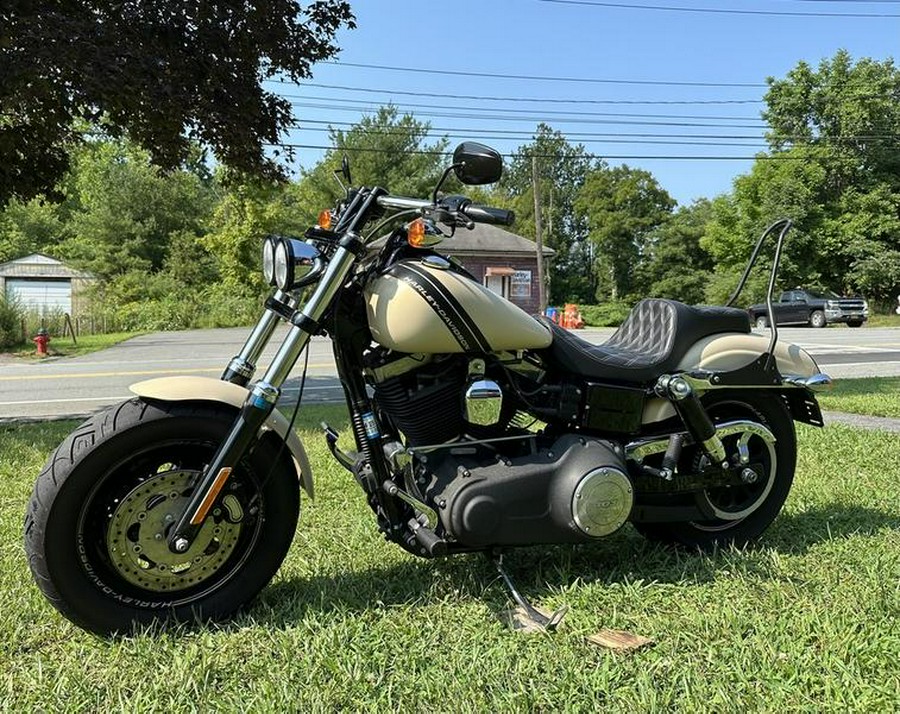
[262,237,276,285]
[274,239,291,291]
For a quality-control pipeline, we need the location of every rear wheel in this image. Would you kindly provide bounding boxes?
[634,391,796,551]
[809,310,827,328]
[24,399,299,636]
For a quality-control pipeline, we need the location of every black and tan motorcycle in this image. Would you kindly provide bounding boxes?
[25,143,831,635]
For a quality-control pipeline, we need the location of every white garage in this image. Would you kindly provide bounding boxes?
[0,254,93,316]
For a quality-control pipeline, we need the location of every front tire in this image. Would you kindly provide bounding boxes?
[24,399,300,636]
[634,391,796,551]
[847,320,863,328]
[754,315,769,329]
[809,310,827,328]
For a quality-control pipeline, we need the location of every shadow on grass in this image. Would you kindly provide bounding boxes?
[244,502,900,630]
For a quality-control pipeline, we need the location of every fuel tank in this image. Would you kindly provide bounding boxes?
[365,258,552,354]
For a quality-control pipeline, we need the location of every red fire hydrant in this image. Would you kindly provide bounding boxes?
[33,328,50,357]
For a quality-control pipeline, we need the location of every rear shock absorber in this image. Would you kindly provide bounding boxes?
[658,375,728,469]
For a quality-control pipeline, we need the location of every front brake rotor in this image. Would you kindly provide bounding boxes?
[106,470,243,593]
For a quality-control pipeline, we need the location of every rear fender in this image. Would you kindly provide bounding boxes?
[642,332,827,426]
[129,376,314,499]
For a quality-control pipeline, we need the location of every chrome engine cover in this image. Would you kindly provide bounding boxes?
[572,466,633,537]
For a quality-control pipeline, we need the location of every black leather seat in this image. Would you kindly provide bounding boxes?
[540,298,751,383]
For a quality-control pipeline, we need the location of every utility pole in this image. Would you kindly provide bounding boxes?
[532,154,546,314]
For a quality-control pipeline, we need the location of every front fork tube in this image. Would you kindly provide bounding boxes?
[658,375,729,468]
[169,245,358,553]
[222,290,296,386]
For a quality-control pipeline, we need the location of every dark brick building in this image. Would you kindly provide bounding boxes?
[441,224,554,316]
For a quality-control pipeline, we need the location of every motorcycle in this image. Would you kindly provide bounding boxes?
[25,143,832,636]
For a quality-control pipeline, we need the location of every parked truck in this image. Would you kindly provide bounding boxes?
[748,288,868,328]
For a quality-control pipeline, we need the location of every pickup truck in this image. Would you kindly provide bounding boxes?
[748,288,868,328]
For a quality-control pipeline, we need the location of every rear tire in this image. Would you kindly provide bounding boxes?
[809,310,827,328]
[24,399,299,636]
[634,391,796,551]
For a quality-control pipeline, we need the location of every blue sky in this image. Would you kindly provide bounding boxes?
[273,0,899,205]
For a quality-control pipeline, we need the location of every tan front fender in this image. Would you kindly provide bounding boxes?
[129,376,314,499]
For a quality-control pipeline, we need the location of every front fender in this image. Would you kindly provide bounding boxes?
[129,376,314,499]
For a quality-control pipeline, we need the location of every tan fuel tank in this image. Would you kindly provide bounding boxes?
[365,259,552,353]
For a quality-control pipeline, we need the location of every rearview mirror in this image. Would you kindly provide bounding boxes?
[453,142,503,185]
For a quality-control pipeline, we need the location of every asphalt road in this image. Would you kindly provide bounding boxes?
[1,324,899,421]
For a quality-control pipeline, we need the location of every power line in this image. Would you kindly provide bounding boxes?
[540,0,900,17]
[321,61,766,88]
[287,101,769,128]
[268,79,765,106]
[290,118,900,142]
[267,142,877,162]
[279,92,765,122]
[288,124,769,147]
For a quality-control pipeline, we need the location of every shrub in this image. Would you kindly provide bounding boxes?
[0,296,24,348]
[578,302,632,327]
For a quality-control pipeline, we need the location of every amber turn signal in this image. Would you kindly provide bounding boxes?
[317,209,332,230]
[407,218,427,247]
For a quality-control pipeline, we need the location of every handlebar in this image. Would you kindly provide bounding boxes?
[376,195,515,226]
[461,204,515,226]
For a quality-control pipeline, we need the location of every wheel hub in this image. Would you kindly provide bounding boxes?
[106,470,243,592]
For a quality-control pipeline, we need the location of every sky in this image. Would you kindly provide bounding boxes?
[271,0,900,206]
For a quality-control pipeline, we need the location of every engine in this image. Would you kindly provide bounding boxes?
[421,434,633,547]
[365,348,634,548]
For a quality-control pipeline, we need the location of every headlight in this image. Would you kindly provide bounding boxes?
[262,236,276,285]
[273,237,323,291]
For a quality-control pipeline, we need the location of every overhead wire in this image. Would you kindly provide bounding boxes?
[539,0,900,17]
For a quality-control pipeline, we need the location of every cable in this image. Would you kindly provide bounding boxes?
[539,0,900,17]
[266,142,867,161]
[267,79,765,106]
[287,101,768,128]
[321,61,766,88]
[278,92,766,122]
[290,125,770,146]
[289,118,900,142]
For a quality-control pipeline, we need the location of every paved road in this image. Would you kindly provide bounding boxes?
[1,325,898,421]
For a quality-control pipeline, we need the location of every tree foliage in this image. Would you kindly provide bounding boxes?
[705,51,900,305]
[1,0,354,206]
[499,125,593,303]
[575,164,675,301]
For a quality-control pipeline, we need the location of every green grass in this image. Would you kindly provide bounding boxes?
[2,411,899,710]
[865,314,900,328]
[5,332,142,360]
[818,376,900,419]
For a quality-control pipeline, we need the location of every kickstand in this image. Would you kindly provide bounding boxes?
[491,553,568,632]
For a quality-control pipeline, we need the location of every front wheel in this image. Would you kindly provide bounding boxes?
[809,310,827,328]
[634,391,796,551]
[24,399,300,636]
[754,315,769,329]
[847,320,863,328]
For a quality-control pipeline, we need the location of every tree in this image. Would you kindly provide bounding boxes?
[638,199,714,304]
[1,1,354,205]
[575,164,675,301]
[293,106,449,226]
[57,140,216,280]
[499,125,593,303]
[704,51,900,306]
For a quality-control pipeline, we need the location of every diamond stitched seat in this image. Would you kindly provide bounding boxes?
[539,298,751,383]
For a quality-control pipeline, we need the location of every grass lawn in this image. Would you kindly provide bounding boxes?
[817,376,900,419]
[2,407,899,710]
[5,332,142,360]
[865,314,900,328]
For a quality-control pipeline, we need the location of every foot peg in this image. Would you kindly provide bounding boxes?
[492,554,568,632]
[322,422,356,472]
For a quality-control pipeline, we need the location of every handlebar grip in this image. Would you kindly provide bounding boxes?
[462,204,515,226]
